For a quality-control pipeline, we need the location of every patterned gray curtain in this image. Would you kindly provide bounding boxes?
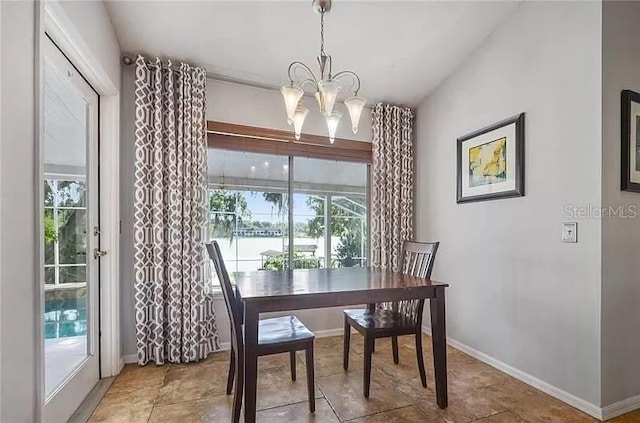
[133,56,220,365]
[371,103,415,271]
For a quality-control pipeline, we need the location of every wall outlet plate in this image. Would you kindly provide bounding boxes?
[562,222,578,243]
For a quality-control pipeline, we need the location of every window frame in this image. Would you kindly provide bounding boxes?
[44,176,88,290]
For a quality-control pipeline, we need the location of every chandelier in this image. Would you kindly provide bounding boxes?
[281,0,366,143]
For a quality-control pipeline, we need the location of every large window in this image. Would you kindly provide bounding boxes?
[208,149,368,275]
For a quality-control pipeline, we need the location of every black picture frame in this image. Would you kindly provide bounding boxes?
[621,90,640,193]
[456,113,525,204]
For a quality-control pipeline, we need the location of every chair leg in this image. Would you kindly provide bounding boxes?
[305,343,316,413]
[392,335,399,365]
[290,350,297,381]
[364,335,374,398]
[415,331,427,388]
[226,345,235,395]
[343,317,351,370]
[232,345,244,423]
[372,338,375,354]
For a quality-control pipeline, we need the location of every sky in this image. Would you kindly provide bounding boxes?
[242,192,317,224]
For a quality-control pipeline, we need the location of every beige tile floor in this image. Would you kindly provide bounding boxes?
[89,335,640,422]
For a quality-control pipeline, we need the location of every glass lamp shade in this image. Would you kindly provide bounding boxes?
[281,85,304,124]
[314,91,325,114]
[344,96,366,134]
[325,111,342,144]
[292,103,309,140]
[317,80,341,114]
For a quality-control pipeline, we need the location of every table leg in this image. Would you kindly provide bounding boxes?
[244,306,259,423]
[430,288,448,409]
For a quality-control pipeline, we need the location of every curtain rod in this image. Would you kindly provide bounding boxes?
[121,54,374,108]
[122,54,284,92]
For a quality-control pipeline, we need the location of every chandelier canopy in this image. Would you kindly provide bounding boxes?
[281,0,366,143]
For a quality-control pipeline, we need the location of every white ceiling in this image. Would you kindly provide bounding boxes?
[106,1,519,107]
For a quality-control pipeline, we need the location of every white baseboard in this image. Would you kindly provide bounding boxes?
[122,354,137,364]
[314,328,346,338]
[421,325,604,421]
[601,394,640,420]
[120,328,345,365]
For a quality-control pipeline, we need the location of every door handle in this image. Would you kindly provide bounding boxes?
[93,248,107,259]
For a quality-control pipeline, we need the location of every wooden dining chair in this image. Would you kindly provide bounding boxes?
[205,241,316,422]
[342,240,439,398]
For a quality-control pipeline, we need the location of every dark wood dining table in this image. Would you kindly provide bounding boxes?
[232,267,449,423]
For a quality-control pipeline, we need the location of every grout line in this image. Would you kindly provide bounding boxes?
[341,404,418,422]
[256,399,310,413]
[145,383,164,423]
[471,409,511,422]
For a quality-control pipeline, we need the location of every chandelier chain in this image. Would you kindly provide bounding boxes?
[320,11,325,56]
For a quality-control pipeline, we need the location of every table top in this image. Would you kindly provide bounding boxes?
[232,267,448,305]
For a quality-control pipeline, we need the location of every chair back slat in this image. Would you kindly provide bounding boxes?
[206,241,244,354]
[378,241,440,326]
[401,241,439,279]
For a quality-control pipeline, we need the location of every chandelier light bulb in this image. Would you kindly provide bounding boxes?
[317,80,341,115]
[292,103,309,140]
[325,111,342,144]
[344,96,366,134]
[314,91,325,114]
[281,85,304,124]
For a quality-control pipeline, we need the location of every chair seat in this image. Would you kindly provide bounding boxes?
[344,309,416,331]
[258,315,315,345]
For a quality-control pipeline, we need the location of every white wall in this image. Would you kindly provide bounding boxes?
[120,65,136,357]
[1,2,39,420]
[601,0,640,408]
[416,1,602,407]
[120,69,373,356]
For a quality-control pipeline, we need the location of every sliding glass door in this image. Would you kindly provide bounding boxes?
[43,37,100,422]
[207,148,368,277]
[293,157,368,268]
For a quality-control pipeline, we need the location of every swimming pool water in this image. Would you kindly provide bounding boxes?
[44,287,87,339]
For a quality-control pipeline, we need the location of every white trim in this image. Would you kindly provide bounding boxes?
[123,354,137,365]
[98,94,121,378]
[601,394,640,420]
[43,0,117,96]
[421,325,604,421]
[313,328,346,339]
[35,2,46,421]
[121,328,346,364]
[43,0,121,383]
[0,0,3,415]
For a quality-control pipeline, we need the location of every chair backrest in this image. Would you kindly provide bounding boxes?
[400,241,439,279]
[379,240,440,326]
[205,241,244,354]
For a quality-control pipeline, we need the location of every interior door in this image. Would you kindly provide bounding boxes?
[43,36,100,422]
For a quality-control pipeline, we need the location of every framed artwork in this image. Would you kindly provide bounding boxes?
[621,90,640,192]
[457,113,525,203]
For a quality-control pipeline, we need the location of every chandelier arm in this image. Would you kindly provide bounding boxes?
[288,61,318,85]
[299,78,319,91]
[332,70,361,95]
